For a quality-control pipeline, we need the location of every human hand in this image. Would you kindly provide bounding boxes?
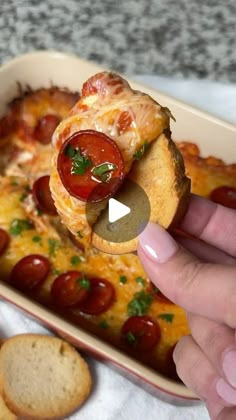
[138,194,236,420]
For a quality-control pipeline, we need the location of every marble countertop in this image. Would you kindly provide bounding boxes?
[0,0,236,82]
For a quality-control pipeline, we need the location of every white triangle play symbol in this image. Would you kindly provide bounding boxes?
[108,198,131,223]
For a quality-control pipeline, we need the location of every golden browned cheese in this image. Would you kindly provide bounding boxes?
[3,88,236,380]
[0,88,79,180]
[177,142,236,196]
[0,177,187,374]
[50,73,170,249]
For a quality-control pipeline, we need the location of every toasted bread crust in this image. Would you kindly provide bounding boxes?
[0,334,92,420]
[0,394,17,420]
[0,339,17,420]
[92,133,190,254]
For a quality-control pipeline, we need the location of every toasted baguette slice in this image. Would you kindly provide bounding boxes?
[0,395,17,420]
[0,339,17,420]
[92,131,190,254]
[0,334,92,420]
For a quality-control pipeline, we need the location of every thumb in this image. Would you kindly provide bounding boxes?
[137,223,236,328]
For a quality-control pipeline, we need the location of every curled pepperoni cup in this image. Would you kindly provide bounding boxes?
[82,73,104,97]
[34,114,61,144]
[10,254,50,292]
[78,277,115,315]
[210,186,236,210]
[0,228,10,257]
[57,130,125,203]
[32,175,57,215]
[82,72,129,98]
[117,111,133,134]
[121,315,161,352]
[51,271,89,307]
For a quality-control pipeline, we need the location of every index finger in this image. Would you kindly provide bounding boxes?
[138,222,236,328]
[177,194,236,258]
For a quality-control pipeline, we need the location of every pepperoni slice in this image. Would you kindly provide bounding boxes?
[121,315,161,352]
[57,130,125,202]
[117,111,133,134]
[51,271,89,307]
[10,254,50,291]
[78,277,115,315]
[82,72,129,98]
[34,114,61,144]
[0,228,10,257]
[210,186,236,210]
[32,175,57,215]
[82,73,103,97]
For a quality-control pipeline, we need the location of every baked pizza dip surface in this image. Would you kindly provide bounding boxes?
[0,82,235,383]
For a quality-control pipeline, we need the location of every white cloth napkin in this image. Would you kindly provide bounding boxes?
[1,75,236,420]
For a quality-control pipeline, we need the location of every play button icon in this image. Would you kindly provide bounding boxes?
[108,198,131,223]
[86,178,151,245]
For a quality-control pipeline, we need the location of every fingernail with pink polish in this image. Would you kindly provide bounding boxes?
[138,223,178,263]
[222,350,236,387]
[216,378,236,404]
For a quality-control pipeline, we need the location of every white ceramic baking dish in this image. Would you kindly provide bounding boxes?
[0,51,236,404]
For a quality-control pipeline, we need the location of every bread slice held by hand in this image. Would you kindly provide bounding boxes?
[92,131,191,254]
[0,334,92,420]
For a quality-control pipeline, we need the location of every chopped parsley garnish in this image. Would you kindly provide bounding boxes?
[70,255,83,266]
[133,142,149,160]
[99,320,109,329]
[158,313,174,323]
[65,144,76,158]
[65,144,92,175]
[9,218,33,236]
[126,332,137,345]
[19,193,27,202]
[77,231,83,239]
[78,276,91,290]
[91,162,117,183]
[127,291,153,316]
[32,235,42,244]
[36,208,43,216]
[48,238,61,257]
[11,180,18,186]
[120,275,127,284]
[52,268,62,276]
[135,276,145,287]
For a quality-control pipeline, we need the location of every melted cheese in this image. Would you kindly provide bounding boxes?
[0,178,189,373]
[50,72,170,248]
